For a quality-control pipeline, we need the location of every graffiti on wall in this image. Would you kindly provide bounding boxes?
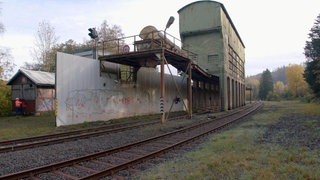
[65,89,139,118]
[37,98,55,112]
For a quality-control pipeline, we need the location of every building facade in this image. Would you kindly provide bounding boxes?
[178,1,245,111]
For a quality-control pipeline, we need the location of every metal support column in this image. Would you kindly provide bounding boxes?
[188,63,192,118]
[160,47,166,123]
[160,16,174,123]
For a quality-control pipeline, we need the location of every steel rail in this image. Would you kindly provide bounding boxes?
[0,105,241,150]
[0,107,239,154]
[0,102,262,179]
[0,121,139,146]
[0,121,159,153]
[82,102,263,179]
[0,113,189,153]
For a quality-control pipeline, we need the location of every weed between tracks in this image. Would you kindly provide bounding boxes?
[138,118,196,137]
[135,101,320,179]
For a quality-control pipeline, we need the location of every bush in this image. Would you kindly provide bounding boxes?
[266,92,281,101]
[0,80,12,115]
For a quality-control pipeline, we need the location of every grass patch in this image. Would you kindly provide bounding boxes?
[304,119,318,129]
[303,103,320,115]
[135,101,320,179]
[0,115,56,140]
[0,113,163,141]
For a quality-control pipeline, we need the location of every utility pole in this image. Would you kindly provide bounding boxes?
[160,16,175,123]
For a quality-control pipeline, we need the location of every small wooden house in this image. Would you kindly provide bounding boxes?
[7,69,55,114]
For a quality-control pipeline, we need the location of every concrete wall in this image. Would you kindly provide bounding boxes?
[179,1,245,111]
[179,1,221,35]
[56,52,187,126]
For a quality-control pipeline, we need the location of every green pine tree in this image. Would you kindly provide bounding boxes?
[259,69,273,100]
[304,14,320,97]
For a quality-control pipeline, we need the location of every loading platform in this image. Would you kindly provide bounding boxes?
[99,48,219,84]
[98,30,220,120]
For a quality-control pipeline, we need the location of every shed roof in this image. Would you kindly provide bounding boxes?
[7,69,55,86]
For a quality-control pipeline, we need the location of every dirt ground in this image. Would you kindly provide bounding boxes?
[262,112,320,150]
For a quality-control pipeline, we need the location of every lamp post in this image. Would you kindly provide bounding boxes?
[160,16,175,123]
[165,16,175,33]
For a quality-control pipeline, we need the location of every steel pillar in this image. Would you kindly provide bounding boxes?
[188,63,192,118]
[160,47,166,123]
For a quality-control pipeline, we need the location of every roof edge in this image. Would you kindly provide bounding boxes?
[6,69,22,85]
[7,69,55,86]
[178,0,245,48]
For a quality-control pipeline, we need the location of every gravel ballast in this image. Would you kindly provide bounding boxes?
[0,116,206,176]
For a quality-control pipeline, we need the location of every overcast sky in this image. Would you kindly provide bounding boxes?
[1,0,319,77]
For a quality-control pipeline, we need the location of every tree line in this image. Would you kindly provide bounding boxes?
[0,4,124,114]
[247,64,310,101]
[0,5,15,114]
[1,6,320,114]
[246,14,320,102]
[24,20,124,72]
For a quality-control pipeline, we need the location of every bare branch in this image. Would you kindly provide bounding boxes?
[29,20,59,72]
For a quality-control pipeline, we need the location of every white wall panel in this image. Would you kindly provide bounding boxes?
[56,52,187,126]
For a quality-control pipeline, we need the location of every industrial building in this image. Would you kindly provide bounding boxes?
[5,1,245,126]
[55,0,245,126]
[178,1,245,111]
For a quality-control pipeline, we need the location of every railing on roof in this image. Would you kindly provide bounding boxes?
[98,30,198,64]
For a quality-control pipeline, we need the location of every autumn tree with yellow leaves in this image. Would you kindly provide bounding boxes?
[273,81,286,97]
[286,64,309,97]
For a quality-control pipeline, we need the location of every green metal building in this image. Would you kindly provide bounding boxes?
[178,0,245,111]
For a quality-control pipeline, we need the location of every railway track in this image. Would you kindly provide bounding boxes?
[0,113,189,153]
[0,106,245,154]
[0,102,262,179]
